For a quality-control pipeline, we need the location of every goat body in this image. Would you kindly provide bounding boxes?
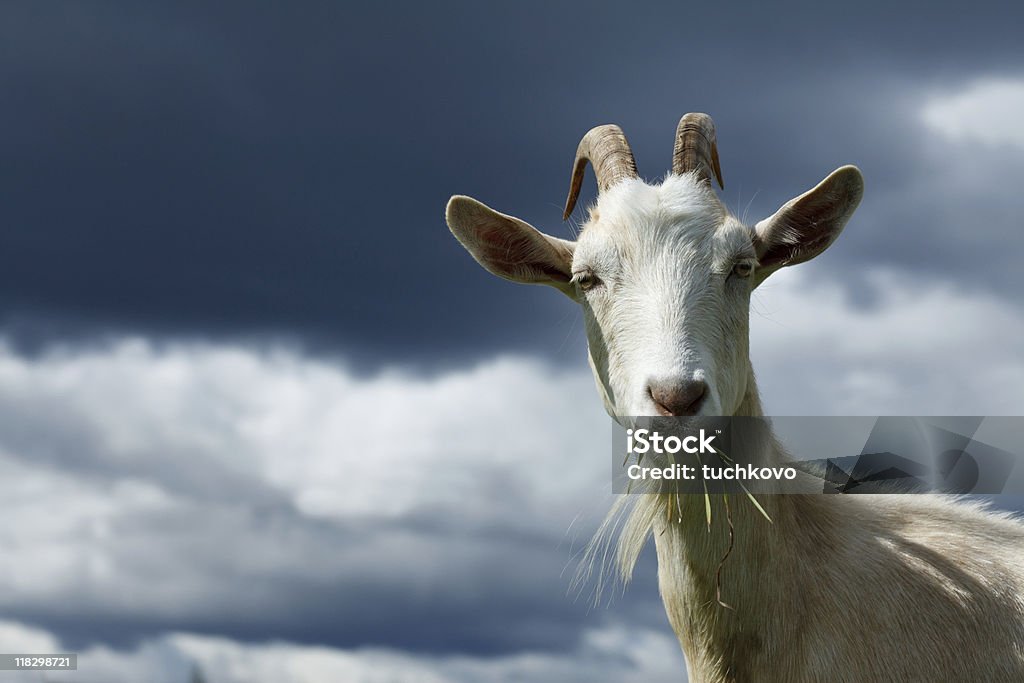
[447,114,1024,681]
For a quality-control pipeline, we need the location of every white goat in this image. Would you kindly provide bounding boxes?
[446,114,1024,682]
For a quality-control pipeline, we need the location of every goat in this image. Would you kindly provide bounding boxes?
[445,114,1024,682]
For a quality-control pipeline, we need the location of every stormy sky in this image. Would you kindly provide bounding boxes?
[1,1,1023,682]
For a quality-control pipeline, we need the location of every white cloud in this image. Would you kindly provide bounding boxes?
[1,266,1023,679]
[921,77,1024,149]
[0,340,607,523]
[0,620,684,683]
[751,267,1024,415]
[0,620,61,654]
[0,344,627,648]
[168,623,683,683]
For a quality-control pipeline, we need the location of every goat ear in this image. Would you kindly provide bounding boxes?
[752,165,863,285]
[446,195,576,296]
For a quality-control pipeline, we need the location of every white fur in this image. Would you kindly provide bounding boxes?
[575,174,1024,682]
[448,169,1024,682]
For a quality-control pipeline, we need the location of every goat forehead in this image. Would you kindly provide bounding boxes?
[577,177,748,269]
[585,176,721,234]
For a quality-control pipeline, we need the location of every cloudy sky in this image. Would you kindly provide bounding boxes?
[1,1,1023,681]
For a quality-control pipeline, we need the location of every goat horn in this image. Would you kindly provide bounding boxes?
[672,113,724,189]
[562,124,638,220]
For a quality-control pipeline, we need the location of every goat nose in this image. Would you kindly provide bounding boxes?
[647,378,708,417]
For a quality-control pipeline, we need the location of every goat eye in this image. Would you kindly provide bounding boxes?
[571,270,598,291]
[732,261,754,279]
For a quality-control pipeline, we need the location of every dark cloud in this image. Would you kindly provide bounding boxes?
[1,1,1023,366]
[6,511,664,655]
